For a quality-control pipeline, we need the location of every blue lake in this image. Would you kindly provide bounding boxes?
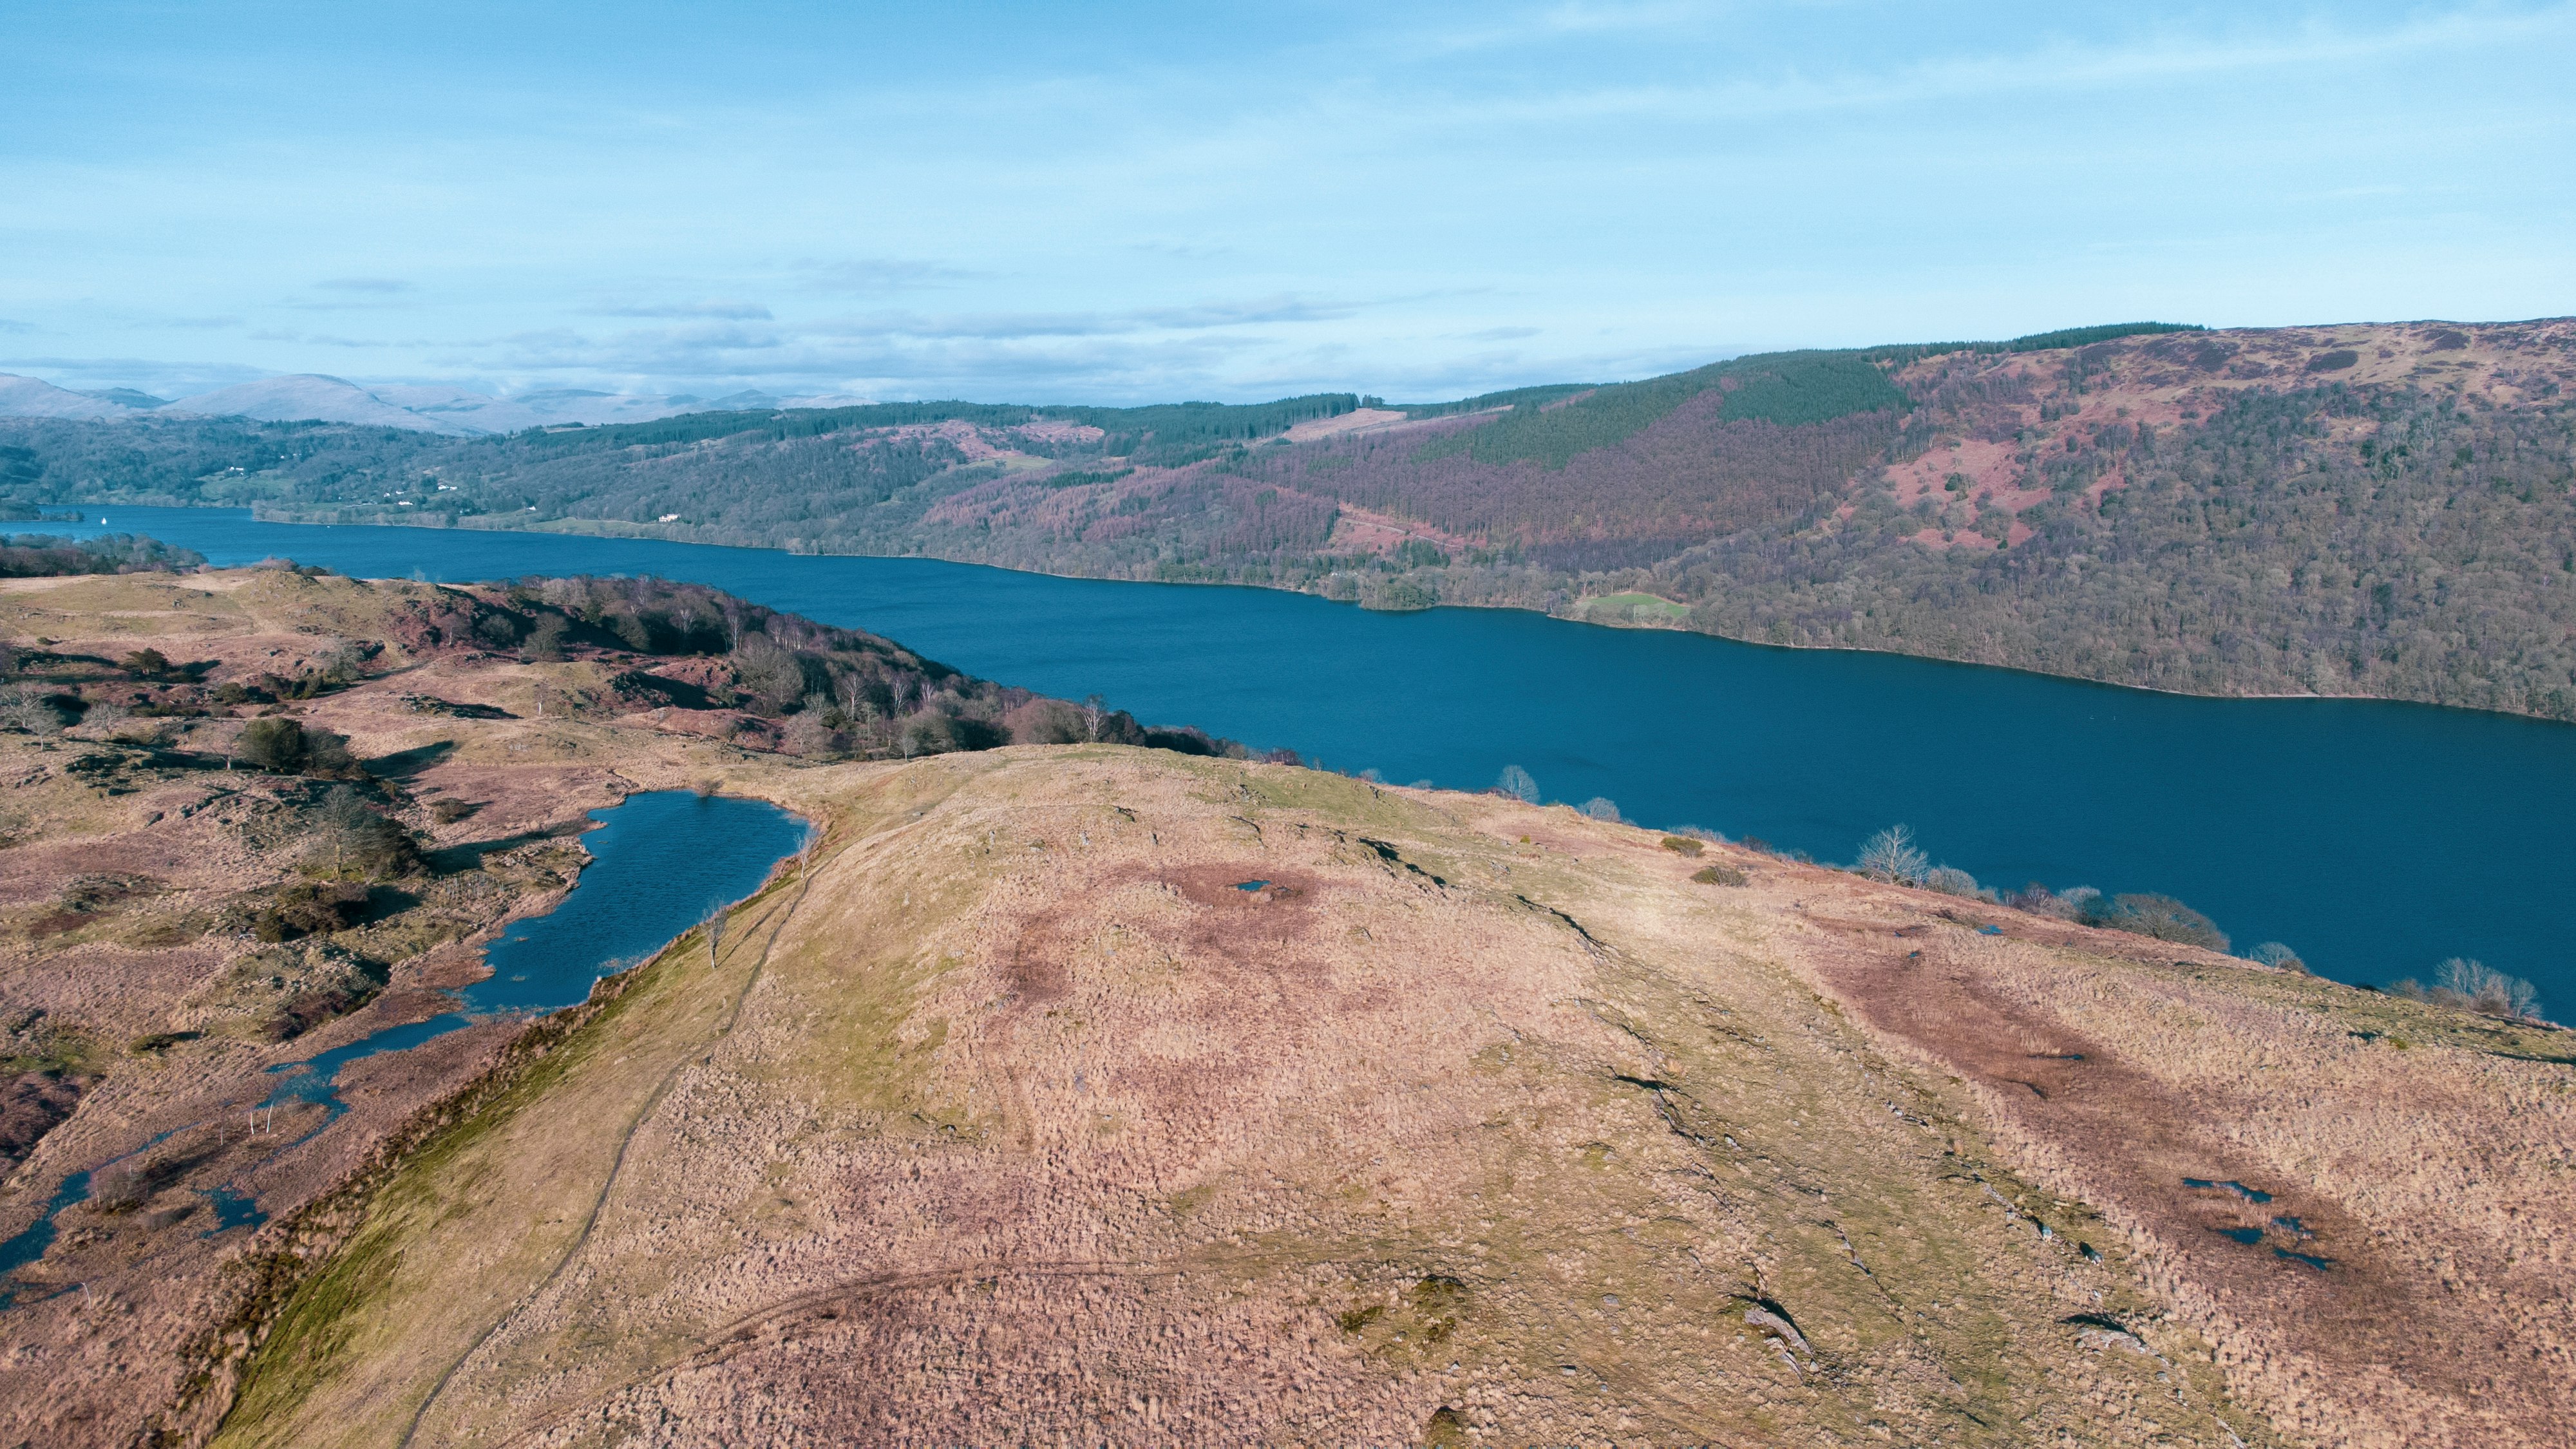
[46,505,2576,1012]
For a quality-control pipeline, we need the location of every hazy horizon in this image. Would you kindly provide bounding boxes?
[5,0,2571,405]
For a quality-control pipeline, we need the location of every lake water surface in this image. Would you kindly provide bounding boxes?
[262,790,808,1112]
[46,506,2576,1011]
[1,790,804,1300]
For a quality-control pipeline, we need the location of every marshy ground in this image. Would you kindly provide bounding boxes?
[0,569,2567,1447]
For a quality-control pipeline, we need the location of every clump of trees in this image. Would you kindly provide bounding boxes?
[2002,882,2231,952]
[0,531,203,578]
[1848,825,2235,949]
[302,784,423,880]
[2391,958,2543,1021]
[456,575,1261,762]
[243,880,372,942]
[234,717,359,777]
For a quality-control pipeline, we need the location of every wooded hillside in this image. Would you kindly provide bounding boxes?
[6,318,2573,718]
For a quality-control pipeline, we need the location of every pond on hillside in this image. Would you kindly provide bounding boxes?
[0,790,805,1303]
[260,790,810,1112]
[43,506,2576,1014]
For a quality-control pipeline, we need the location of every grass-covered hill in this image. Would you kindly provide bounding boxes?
[1,573,2570,1444]
[8,317,2575,718]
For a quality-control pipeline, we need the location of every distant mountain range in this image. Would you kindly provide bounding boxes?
[0,370,872,435]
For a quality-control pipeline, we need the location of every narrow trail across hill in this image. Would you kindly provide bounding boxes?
[397,840,829,1449]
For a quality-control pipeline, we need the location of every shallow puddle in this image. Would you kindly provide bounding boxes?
[2184,1177,2273,1204]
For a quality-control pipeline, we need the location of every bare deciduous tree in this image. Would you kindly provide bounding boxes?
[2248,942,2307,972]
[0,685,64,736]
[703,904,728,970]
[1081,694,1108,743]
[1854,824,1930,885]
[2436,957,2541,1019]
[1495,764,1539,804]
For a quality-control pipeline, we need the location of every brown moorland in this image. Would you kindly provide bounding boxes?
[0,571,2568,1447]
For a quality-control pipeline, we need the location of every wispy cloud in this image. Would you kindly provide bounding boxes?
[808,295,1368,342]
[0,319,34,334]
[583,298,775,320]
[6,2,2566,403]
[1408,0,1721,55]
[276,298,420,313]
[249,328,421,348]
[791,258,980,294]
[1399,5,2576,127]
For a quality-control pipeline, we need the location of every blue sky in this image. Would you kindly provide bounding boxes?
[3,1,2571,403]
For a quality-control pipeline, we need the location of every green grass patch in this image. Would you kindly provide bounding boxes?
[1578,592,1693,625]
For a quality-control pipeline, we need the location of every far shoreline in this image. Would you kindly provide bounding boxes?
[34,497,2576,732]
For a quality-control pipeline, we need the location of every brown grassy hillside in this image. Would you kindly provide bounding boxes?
[3,573,2569,1449]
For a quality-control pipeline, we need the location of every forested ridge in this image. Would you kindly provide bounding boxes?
[5,318,2574,717]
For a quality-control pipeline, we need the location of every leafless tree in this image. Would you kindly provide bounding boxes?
[1081,694,1108,743]
[2248,942,2306,971]
[703,904,728,969]
[2436,957,2541,1019]
[1495,764,1539,803]
[1854,824,1930,885]
[0,685,63,736]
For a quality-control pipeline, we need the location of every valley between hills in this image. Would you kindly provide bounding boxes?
[10,316,2574,721]
[0,569,2569,1446]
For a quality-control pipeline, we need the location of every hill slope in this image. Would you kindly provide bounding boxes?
[197,753,2576,1448]
[0,374,136,421]
[0,574,2567,1445]
[6,318,2575,717]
